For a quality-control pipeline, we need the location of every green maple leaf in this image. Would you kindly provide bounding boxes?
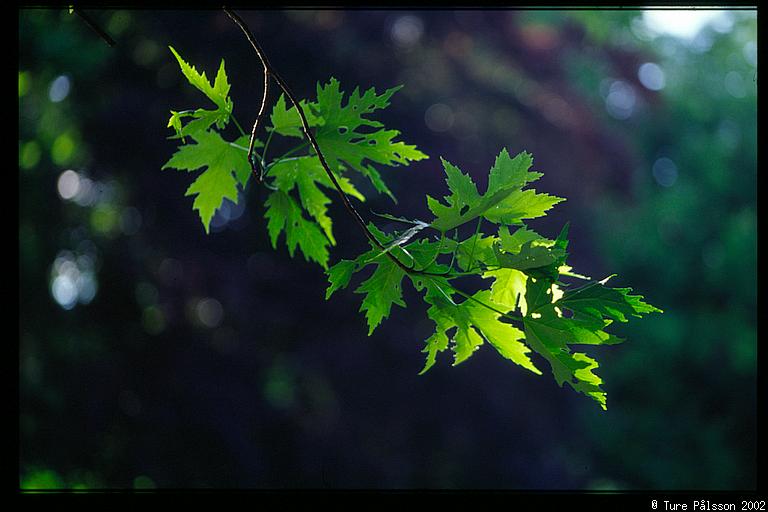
[417,283,540,375]
[168,46,233,134]
[520,267,661,408]
[325,225,408,334]
[421,285,483,370]
[466,294,541,375]
[269,94,324,138]
[506,223,571,282]
[485,267,528,314]
[264,190,330,268]
[426,158,482,232]
[438,233,497,272]
[428,149,563,232]
[556,277,663,322]
[523,304,610,409]
[268,156,364,244]
[355,257,407,335]
[162,131,251,233]
[267,80,427,202]
[494,239,566,271]
[497,225,541,252]
[483,189,565,225]
[401,238,452,275]
[325,260,357,300]
[167,110,185,139]
[312,78,428,200]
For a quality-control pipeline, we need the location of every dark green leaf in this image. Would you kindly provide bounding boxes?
[264,190,330,268]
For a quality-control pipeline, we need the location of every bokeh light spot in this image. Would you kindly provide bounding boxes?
[424,103,454,132]
[57,170,80,200]
[49,249,100,309]
[132,38,161,67]
[75,273,98,304]
[73,176,96,206]
[742,41,757,67]
[90,204,120,236]
[264,360,297,410]
[51,132,76,165]
[210,196,246,231]
[652,157,678,187]
[142,306,166,335]
[196,298,223,328]
[48,75,71,103]
[605,80,637,120]
[20,141,42,170]
[642,10,728,40]
[51,275,78,310]
[638,62,666,91]
[391,15,423,48]
[107,11,132,36]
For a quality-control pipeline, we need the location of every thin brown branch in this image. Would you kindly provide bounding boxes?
[223,9,270,181]
[254,70,270,181]
[223,8,452,277]
[73,8,116,47]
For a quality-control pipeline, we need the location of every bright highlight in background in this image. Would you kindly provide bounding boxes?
[642,9,730,40]
[638,63,666,91]
[49,250,99,310]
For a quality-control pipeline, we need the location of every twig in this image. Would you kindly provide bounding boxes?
[224,8,449,277]
[226,10,530,329]
[73,8,116,47]
[223,9,270,182]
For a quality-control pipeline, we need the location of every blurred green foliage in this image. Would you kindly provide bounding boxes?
[560,11,757,490]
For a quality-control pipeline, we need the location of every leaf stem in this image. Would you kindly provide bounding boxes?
[232,114,246,137]
[268,141,310,167]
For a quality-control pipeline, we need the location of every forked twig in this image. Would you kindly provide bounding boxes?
[223,10,271,181]
[224,8,450,277]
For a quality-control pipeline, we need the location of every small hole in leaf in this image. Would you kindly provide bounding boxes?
[368,140,377,146]
[460,205,470,215]
[393,152,401,159]
[338,127,348,134]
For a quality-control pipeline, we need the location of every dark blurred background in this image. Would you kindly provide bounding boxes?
[19,8,757,490]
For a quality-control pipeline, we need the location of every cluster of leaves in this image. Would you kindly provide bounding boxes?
[163,48,661,409]
[326,150,661,409]
[162,46,426,268]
